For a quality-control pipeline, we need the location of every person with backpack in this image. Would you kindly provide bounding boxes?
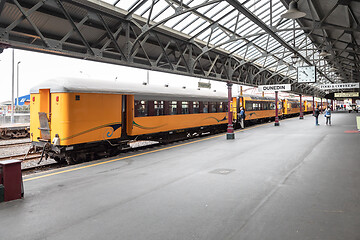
[325,107,331,125]
[239,107,245,129]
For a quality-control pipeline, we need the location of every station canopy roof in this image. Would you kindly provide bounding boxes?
[100,0,360,93]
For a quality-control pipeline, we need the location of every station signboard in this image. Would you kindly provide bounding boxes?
[334,92,359,98]
[319,83,359,90]
[198,82,211,89]
[258,84,291,92]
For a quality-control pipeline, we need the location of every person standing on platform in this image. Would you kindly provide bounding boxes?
[239,107,245,129]
[325,107,331,125]
[314,106,320,125]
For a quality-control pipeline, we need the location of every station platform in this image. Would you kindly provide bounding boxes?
[1,112,359,240]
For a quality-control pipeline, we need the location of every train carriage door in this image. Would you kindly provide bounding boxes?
[121,95,127,138]
[126,95,134,137]
[38,89,51,141]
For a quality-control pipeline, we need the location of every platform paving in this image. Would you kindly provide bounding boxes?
[1,112,359,240]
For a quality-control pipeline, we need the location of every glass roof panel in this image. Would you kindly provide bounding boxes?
[98,0,335,87]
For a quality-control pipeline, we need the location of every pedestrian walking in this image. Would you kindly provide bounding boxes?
[314,106,320,125]
[325,107,331,125]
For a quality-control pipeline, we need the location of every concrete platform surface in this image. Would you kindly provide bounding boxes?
[1,112,359,240]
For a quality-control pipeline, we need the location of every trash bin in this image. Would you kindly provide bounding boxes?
[0,160,23,202]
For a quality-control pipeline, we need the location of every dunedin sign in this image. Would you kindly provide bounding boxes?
[258,84,291,92]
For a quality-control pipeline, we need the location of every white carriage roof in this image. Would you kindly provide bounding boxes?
[30,77,231,101]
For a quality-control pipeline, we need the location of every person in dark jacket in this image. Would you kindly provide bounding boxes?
[239,107,245,129]
[314,107,320,125]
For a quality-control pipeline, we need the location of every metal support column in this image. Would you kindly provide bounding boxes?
[320,98,323,113]
[226,82,235,140]
[11,49,14,123]
[16,61,21,106]
[299,94,304,119]
[331,99,334,110]
[274,91,280,126]
[312,96,315,115]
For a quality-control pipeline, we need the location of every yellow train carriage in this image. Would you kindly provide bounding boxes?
[240,95,282,121]
[30,83,123,147]
[30,78,230,163]
[282,99,301,116]
[304,100,314,113]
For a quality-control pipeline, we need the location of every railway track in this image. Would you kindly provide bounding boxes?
[0,141,31,148]
[0,152,42,162]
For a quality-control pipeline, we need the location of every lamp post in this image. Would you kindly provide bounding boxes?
[16,61,21,106]
[11,49,14,123]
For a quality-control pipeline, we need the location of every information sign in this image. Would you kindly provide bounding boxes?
[198,82,211,89]
[258,84,291,92]
[334,92,359,98]
[319,83,359,90]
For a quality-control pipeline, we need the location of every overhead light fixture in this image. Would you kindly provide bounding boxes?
[281,1,306,19]
[329,67,337,72]
[319,50,331,57]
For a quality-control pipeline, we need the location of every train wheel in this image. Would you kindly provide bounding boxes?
[65,156,76,165]
[54,157,66,164]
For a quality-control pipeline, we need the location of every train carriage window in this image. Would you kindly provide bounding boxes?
[270,102,276,110]
[218,102,223,112]
[154,101,164,116]
[193,102,200,113]
[264,102,271,110]
[209,102,216,113]
[253,102,260,111]
[170,101,177,115]
[246,102,253,111]
[182,102,189,114]
[203,102,208,113]
[291,102,299,108]
[135,100,147,117]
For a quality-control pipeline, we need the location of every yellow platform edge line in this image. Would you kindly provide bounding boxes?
[23,122,270,182]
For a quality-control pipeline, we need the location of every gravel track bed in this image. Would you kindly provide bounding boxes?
[0,138,31,145]
[0,144,31,158]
